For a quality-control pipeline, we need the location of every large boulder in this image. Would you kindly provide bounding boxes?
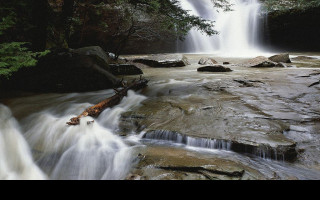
[4,46,121,93]
[243,56,277,68]
[198,57,218,65]
[197,65,232,72]
[269,53,291,63]
[133,54,190,68]
[109,64,143,76]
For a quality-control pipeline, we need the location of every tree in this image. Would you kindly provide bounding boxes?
[263,0,320,11]
[66,0,231,57]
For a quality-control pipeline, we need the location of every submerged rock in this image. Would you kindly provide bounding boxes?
[198,57,218,65]
[292,56,317,61]
[269,53,291,63]
[109,64,143,76]
[197,65,232,72]
[243,56,277,68]
[133,54,190,68]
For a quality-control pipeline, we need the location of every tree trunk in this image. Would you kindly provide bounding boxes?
[67,78,149,126]
[31,0,49,51]
[62,0,75,44]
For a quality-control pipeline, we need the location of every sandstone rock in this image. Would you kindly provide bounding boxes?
[243,56,277,68]
[269,53,291,63]
[133,54,190,68]
[197,65,232,72]
[198,57,218,65]
[127,146,266,180]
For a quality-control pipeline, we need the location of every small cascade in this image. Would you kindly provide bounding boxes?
[142,130,287,161]
[178,0,265,56]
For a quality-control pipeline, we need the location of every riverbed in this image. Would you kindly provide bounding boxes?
[1,53,320,180]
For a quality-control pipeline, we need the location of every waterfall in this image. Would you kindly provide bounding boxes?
[178,0,264,56]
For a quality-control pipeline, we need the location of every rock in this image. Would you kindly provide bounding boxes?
[243,56,277,68]
[120,95,298,162]
[133,54,190,68]
[109,64,143,76]
[275,62,288,68]
[198,57,218,65]
[223,62,230,65]
[127,146,266,180]
[292,56,317,61]
[269,53,291,63]
[5,46,121,93]
[197,65,232,72]
[72,46,114,65]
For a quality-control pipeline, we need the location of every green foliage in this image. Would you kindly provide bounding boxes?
[0,42,50,79]
[0,11,16,36]
[263,0,320,12]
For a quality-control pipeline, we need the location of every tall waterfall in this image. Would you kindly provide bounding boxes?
[178,0,264,56]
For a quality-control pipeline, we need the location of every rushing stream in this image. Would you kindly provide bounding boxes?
[0,91,147,180]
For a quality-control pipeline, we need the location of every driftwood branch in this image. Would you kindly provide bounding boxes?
[67,78,149,126]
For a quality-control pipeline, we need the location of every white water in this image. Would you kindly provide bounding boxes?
[0,90,147,180]
[0,105,46,180]
[178,0,265,56]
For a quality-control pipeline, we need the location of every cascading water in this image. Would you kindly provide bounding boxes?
[0,105,46,180]
[0,90,147,180]
[178,0,264,56]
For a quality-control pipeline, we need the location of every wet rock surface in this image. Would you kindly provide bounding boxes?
[126,146,266,180]
[121,54,320,169]
[132,54,190,68]
[242,56,277,68]
[197,65,232,72]
[269,53,292,63]
[198,57,218,65]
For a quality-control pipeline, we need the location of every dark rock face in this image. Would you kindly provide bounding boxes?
[263,6,320,51]
[3,46,121,93]
[197,65,232,72]
[269,53,291,63]
[243,56,277,68]
[198,57,218,65]
[109,64,143,76]
[133,54,190,68]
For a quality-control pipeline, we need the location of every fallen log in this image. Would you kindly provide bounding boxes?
[67,77,149,126]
